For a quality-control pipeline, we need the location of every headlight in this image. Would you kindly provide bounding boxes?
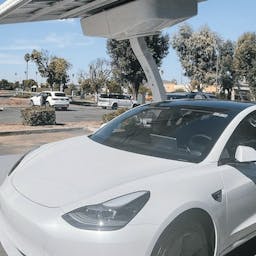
[8,148,36,176]
[63,191,150,231]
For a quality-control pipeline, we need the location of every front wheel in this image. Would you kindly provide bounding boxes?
[151,217,213,256]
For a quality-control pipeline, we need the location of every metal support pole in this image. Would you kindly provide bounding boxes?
[130,37,166,102]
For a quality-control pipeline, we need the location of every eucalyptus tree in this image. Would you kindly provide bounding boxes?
[218,40,235,97]
[234,32,256,96]
[30,49,71,91]
[171,24,220,89]
[107,34,169,97]
[78,58,111,96]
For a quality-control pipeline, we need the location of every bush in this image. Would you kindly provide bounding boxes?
[102,108,128,123]
[21,106,56,126]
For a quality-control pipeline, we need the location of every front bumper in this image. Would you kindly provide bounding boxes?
[0,180,158,256]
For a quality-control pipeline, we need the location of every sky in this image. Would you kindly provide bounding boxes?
[0,0,255,84]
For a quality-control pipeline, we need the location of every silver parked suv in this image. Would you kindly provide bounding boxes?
[97,94,139,109]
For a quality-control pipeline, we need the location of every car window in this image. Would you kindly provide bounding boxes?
[117,95,124,99]
[220,111,256,162]
[54,93,66,97]
[91,105,233,163]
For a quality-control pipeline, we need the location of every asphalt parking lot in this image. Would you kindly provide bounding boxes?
[0,104,112,124]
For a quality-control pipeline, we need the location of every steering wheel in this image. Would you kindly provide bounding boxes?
[187,134,212,155]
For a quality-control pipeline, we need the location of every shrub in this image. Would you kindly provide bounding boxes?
[102,108,128,123]
[21,106,56,126]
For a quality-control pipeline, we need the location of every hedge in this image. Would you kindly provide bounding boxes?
[21,106,56,126]
[102,108,128,123]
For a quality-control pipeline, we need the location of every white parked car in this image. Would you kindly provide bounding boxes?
[1,100,256,256]
[97,93,139,109]
[30,91,70,110]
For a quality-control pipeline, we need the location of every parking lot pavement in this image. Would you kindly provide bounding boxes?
[0,105,112,124]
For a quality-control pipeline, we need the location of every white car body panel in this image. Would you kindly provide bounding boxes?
[11,136,192,208]
[0,101,256,256]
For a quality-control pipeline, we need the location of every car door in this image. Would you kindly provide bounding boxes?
[218,111,256,250]
[33,93,41,105]
[117,95,127,107]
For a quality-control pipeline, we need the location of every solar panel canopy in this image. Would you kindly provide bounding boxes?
[0,0,206,39]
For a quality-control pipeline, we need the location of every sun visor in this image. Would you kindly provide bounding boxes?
[80,0,198,40]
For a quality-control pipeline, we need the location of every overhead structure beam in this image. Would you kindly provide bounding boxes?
[60,0,119,19]
[130,37,166,101]
[27,0,76,22]
[0,0,31,22]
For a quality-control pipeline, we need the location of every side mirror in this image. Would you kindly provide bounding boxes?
[235,145,256,163]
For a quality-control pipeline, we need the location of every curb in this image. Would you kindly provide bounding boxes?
[0,127,92,136]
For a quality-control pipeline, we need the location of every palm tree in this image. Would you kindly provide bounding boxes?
[24,53,30,80]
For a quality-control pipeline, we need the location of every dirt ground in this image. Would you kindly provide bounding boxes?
[0,129,89,155]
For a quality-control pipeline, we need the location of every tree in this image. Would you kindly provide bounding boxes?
[0,79,11,90]
[23,79,37,91]
[106,80,122,94]
[107,34,169,97]
[171,24,220,89]
[24,53,30,80]
[218,40,235,98]
[30,49,71,91]
[78,76,94,96]
[78,58,111,96]
[234,32,256,96]
[49,57,71,91]
[89,58,111,95]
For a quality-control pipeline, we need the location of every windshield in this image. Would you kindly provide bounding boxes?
[90,104,234,163]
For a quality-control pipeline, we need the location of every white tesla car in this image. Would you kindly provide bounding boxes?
[1,100,256,256]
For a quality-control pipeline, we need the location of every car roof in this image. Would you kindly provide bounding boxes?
[166,92,188,95]
[150,100,255,116]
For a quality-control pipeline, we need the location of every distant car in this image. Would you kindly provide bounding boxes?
[30,91,70,110]
[98,93,139,109]
[166,92,217,100]
[166,92,189,100]
[1,100,256,256]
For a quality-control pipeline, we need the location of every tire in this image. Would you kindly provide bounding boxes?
[112,103,118,110]
[151,215,213,256]
[102,107,107,109]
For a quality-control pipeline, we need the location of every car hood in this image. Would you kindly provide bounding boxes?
[12,136,192,208]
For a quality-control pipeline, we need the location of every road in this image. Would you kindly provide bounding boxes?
[0,104,113,124]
